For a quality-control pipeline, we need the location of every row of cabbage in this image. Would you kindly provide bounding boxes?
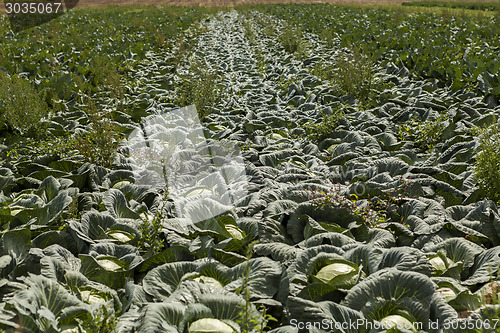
[255,4,500,103]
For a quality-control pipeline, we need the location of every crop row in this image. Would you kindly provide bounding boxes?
[252,4,500,101]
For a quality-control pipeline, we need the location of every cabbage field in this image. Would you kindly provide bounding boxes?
[1,3,500,333]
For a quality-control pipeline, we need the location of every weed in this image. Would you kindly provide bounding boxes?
[138,191,167,257]
[319,28,337,47]
[0,17,9,40]
[155,28,168,49]
[331,46,374,101]
[279,23,307,58]
[473,121,500,203]
[256,305,278,333]
[176,59,222,121]
[85,306,119,333]
[440,7,453,22]
[398,113,448,150]
[278,76,299,91]
[72,74,91,100]
[235,241,277,332]
[74,100,120,168]
[241,18,256,42]
[4,134,77,163]
[391,9,408,25]
[240,17,267,75]
[170,22,208,66]
[474,305,500,332]
[305,184,382,227]
[237,141,252,151]
[255,49,267,77]
[63,192,81,220]
[311,46,375,103]
[171,35,197,66]
[89,56,124,100]
[305,177,416,227]
[254,13,276,36]
[0,71,48,137]
[303,108,345,142]
[236,241,256,333]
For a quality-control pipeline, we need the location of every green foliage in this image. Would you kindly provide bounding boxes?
[398,113,448,150]
[62,192,80,220]
[4,134,76,162]
[474,122,500,203]
[84,306,119,333]
[89,56,124,100]
[256,3,500,93]
[303,108,345,142]
[306,186,384,227]
[176,59,222,121]
[138,192,167,257]
[235,241,277,333]
[74,101,119,168]
[170,22,208,66]
[253,12,276,36]
[241,17,256,42]
[474,306,500,332]
[331,47,374,101]
[0,71,48,137]
[402,1,500,12]
[279,23,307,57]
[236,241,257,333]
